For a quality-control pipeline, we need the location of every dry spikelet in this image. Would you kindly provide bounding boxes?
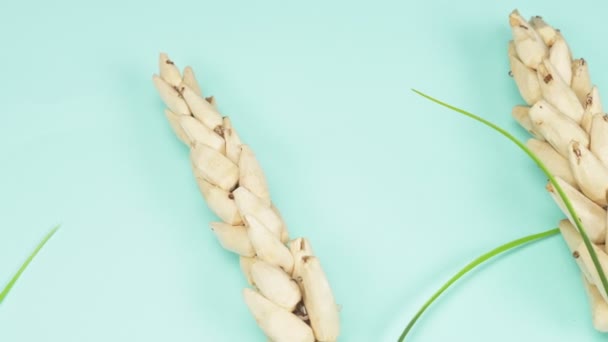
[509,10,608,332]
[152,54,339,341]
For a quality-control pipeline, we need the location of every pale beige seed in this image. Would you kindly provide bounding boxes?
[582,87,604,133]
[574,241,608,302]
[587,87,604,114]
[289,237,314,255]
[191,144,239,191]
[196,179,243,225]
[297,255,340,342]
[590,114,608,168]
[509,52,542,105]
[164,109,190,145]
[559,220,592,281]
[572,58,593,105]
[289,237,315,279]
[251,260,302,311]
[210,222,255,257]
[581,111,593,134]
[582,275,608,332]
[507,39,517,56]
[529,15,558,46]
[179,115,225,152]
[559,219,583,253]
[512,106,543,139]
[246,215,294,274]
[509,10,548,68]
[159,53,182,87]
[568,141,608,206]
[547,177,606,244]
[528,100,588,157]
[526,139,575,186]
[153,75,190,116]
[207,96,217,108]
[233,187,284,239]
[606,212,608,254]
[536,59,584,123]
[223,117,243,164]
[243,288,315,342]
[549,33,572,86]
[240,145,271,206]
[240,256,257,286]
[181,83,224,131]
[182,66,202,96]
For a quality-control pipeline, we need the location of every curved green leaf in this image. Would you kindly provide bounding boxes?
[0,225,60,304]
[411,89,608,294]
[398,227,559,341]
[400,89,608,341]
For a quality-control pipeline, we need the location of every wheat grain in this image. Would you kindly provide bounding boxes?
[509,9,608,331]
[152,54,340,341]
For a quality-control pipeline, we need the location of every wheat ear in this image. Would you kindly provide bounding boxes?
[152,53,340,342]
[509,10,608,331]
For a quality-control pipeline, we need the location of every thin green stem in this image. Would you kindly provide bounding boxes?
[397,227,559,341]
[0,225,60,304]
[412,89,608,296]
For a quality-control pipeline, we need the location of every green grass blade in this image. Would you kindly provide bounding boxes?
[397,227,559,341]
[0,225,60,304]
[412,89,608,296]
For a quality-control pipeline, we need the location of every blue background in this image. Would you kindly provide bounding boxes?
[0,0,606,341]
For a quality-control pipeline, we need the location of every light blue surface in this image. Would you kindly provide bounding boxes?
[0,0,606,341]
